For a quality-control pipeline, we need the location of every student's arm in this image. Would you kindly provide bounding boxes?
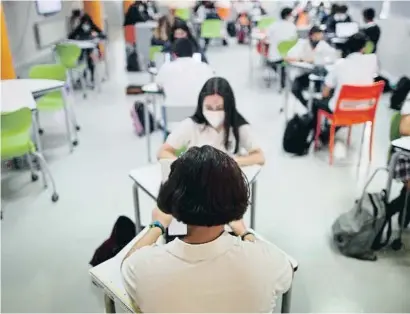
[235,124,265,166]
[322,63,338,98]
[399,115,410,136]
[229,219,256,242]
[157,119,193,160]
[84,14,103,34]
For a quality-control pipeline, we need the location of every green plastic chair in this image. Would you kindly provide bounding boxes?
[200,19,223,39]
[175,146,187,157]
[55,43,87,98]
[29,64,79,151]
[257,17,275,30]
[175,8,190,21]
[278,38,298,59]
[363,41,375,54]
[149,45,163,62]
[1,108,59,205]
[388,112,401,161]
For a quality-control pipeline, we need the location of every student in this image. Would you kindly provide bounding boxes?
[156,38,214,109]
[168,22,208,63]
[123,1,156,26]
[361,8,381,53]
[312,32,377,144]
[326,4,351,33]
[122,145,292,313]
[157,77,265,166]
[201,1,229,48]
[286,26,336,108]
[68,9,105,87]
[150,15,171,47]
[266,7,297,89]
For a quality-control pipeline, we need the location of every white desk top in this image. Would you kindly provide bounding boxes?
[64,39,98,49]
[135,21,158,29]
[392,136,410,152]
[142,82,161,94]
[331,37,348,44]
[89,227,298,313]
[148,67,158,76]
[0,79,65,113]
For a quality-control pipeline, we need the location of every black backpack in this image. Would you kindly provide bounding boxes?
[283,113,314,156]
[390,76,410,110]
[227,22,236,37]
[126,48,141,72]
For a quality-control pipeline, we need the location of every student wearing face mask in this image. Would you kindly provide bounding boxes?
[69,9,106,87]
[157,77,265,167]
[285,26,336,108]
[326,4,352,34]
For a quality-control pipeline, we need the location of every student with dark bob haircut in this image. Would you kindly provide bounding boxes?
[158,77,265,166]
[121,145,293,313]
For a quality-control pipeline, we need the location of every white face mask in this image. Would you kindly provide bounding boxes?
[204,110,225,128]
[82,23,91,32]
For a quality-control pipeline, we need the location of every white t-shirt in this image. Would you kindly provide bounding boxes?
[166,118,259,155]
[266,20,297,62]
[324,53,378,111]
[121,232,293,313]
[287,39,337,65]
[156,57,214,107]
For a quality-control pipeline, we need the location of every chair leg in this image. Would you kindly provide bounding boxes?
[31,152,59,202]
[369,122,375,163]
[79,70,87,99]
[26,154,39,182]
[62,94,75,152]
[314,111,322,150]
[347,127,352,147]
[34,110,44,135]
[329,125,336,165]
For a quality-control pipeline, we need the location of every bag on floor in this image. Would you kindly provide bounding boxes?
[126,48,141,72]
[282,113,314,156]
[130,101,156,136]
[227,21,236,37]
[89,216,136,267]
[390,76,410,111]
[374,75,392,93]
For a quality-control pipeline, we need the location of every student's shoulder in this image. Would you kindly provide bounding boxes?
[176,117,197,131]
[239,239,291,268]
[122,245,166,272]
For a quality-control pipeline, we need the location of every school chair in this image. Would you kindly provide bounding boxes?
[200,19,224,40]
[149,45,163,63]
[314,81,385,165]
[256,17,275,31]
[388,112,401,161]
[175,8,190,21]
[28,64,80,149]
[363,41,375,55]
[55,43,87,99]
[277,38,298,90]
[1,108,59,205]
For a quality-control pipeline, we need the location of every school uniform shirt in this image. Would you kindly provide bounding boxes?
[121,232,293,313]
[266,20,297,62]
[361,22,381,53]
[324,53,378,111]
[156,57,214,107]
[165,118,259,155]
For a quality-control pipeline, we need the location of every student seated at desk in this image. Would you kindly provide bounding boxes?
[158,77,265,167]
[312,32,377,145]
[265,7,297,89]
[200,1,229,49]
[167,22,208,63]
[69,9,106,87]
[123,0,157,26]
[361,8,381,53]
[150,15,171,47]
[286,26,336,108]
[325,4,352,34]
[156,38,214,108]
[121,145,292,313]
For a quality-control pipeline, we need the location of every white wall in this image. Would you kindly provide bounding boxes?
[2,0,81,73]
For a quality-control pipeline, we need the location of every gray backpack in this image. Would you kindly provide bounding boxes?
[332,170,389,261]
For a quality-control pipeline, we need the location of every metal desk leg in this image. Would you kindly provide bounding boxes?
[31,110,44,154]
[62,89,78,146]
[132,183,143,234]
[281,66,290,117]
[250,181,257,229]
[307,79,315,111]
[144,96,152,163]
[104,294,116,313]
[281,287,292,313]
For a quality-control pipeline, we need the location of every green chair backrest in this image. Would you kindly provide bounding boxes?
[55,43,82,69]
[277,38,298,59]
[388,112,401,161]
[175,8,190,21]
[257,17,275,30]
[29,64,67,81]
[1,108,33,159]
[175,146,187,157]
[363,41,375,54]
[200,19,223,39]
[149,45,163,62]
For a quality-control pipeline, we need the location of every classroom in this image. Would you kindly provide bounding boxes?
[1,0,410,312]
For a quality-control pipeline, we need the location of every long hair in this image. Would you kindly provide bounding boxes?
[154,15,170,41]
[169,21,200,51]
[191,77,248,154]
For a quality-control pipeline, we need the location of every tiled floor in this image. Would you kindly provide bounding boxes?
[2,27,410,313]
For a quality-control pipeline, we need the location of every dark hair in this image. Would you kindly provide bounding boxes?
[339,4,348,14]
[309,25,323,36]
[157,146,249,226]
[173,38,194,57]
[363,8,375,21]
[191,77,248,154]
[280,7,293,20]
[170,21,200,51]
[72,9,81,18]
[345,32,367,54]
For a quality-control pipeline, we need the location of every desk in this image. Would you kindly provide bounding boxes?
[64,39,98,49]
[129,163,262,234]
[90,227,298,313]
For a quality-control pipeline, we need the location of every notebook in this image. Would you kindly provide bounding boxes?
[336,22,359,38]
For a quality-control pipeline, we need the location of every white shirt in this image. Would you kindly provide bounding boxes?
[287,39,337,64]
[325,53,378,111]
[121,232,293,313]
[156,57,214,107]
[166,118,259,155]
[266,20,297,62]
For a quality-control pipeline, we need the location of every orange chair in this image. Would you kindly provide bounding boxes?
[124,25,136,45]
[314,82,385,165]
[217,7,230,20]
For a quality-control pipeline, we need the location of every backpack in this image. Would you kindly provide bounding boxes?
[130,101,168,137]
[89,216,136,267]
[282,113,314,156]
[227,21,236,37]
[374,75,392,93]
[126,48,141,72]
[390,76,410,110]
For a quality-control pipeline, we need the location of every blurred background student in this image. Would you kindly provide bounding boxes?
[361,8,381,53]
